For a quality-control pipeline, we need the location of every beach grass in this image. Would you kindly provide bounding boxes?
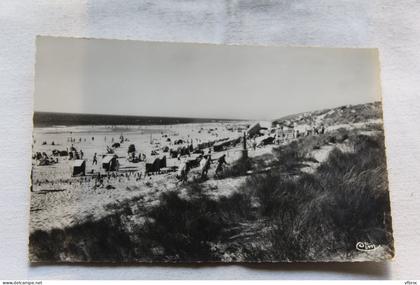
[29,124,393,262]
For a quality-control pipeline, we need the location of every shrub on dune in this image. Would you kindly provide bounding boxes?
[267,133,392,260]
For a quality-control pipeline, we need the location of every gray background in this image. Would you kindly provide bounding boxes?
[34,37,380,120]
[1,0,419,279]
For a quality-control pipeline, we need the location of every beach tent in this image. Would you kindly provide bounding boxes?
[169,148,178,158]
[176,146,190,156]
[186,155,201,169]
[152,157,161,172]
[197,141,211,150]
[246,123,261,137]
[247,121,272,137]
[145,156,163,174]
[102,155,119,172]
[159,155,167,168]
[72,159,86,176]
[127,144,136,153]
[256,135,275,147]
[213,136,241,152]
[174,139,185,145]
[146,159,156,173]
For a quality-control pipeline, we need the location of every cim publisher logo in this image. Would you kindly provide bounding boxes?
[356,241,377,251]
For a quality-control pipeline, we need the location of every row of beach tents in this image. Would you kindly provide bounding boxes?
[71,120,307,177]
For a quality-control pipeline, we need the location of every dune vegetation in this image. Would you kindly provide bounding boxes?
[30,122,393,262]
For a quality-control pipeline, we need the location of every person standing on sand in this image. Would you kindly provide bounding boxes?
[276,124,282,145]
[92,153,98,165]
[80,150,84,159]
[201,155,211,179]
[177,160,188,183]
[252,139,257,150]
[215,154,228,176]
[200,156,208,179]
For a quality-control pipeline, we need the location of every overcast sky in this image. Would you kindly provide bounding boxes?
[34,37,381,120]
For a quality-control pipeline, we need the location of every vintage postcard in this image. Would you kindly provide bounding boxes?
[30,37,394,262]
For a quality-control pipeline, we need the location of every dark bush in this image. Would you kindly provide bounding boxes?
[30,214,135,262]
[142,191,226,261]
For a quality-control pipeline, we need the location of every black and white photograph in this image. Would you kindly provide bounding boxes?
[29,36,394,263]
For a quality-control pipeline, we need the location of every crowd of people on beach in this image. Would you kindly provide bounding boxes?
[176,150,229,183]
[33,121,331,191]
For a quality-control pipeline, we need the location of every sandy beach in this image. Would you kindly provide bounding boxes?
[30,121,256,233]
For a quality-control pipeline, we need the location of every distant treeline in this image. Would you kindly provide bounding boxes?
[33,112,240,127]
